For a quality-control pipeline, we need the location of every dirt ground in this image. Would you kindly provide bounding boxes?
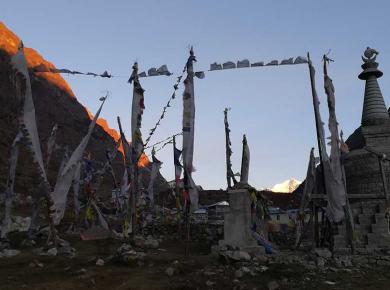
[1,235,390,290]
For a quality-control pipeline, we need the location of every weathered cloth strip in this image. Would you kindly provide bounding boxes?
[1,131,23,238]
[240,134,250,185]
[51,97,106,225]
[182,48,198,210]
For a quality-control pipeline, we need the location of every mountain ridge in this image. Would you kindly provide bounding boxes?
[268,178,301,193]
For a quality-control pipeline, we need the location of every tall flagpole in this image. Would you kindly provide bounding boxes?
[307,53,327,194]
[129,62,146,236]
[182,47,197,255]
[173,136,181,209]
[307,53,327,247]
[224,108,237,188]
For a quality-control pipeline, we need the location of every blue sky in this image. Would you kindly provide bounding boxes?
[3,1,390,189]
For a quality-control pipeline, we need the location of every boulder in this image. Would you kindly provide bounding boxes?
[314,248,332,259]
[234,269,243,278]
[96,258,105,266]
[144,237,159,249]
[165,267,175,277]
[45,248,57,256]
[134,235,145,248]
[267,280,280,290]
[0,249,20,258]
[226,250,251,262]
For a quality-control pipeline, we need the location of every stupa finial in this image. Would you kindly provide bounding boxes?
[359,46,383,80]
[358,47,389,126]
[362,47,379,63]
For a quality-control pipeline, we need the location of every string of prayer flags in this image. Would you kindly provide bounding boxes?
[32,64,113,78]
[143,61,187,147]
[237,59,250,68]
[144,132,182,150]
[266,60,278,66]
[280,57,294,65]
[146,137,177,157]
[194,71,205,79]
[209,56,308,71]
[33,64,172,81]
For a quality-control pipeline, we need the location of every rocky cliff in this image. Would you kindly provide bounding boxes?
[0,22,166,199]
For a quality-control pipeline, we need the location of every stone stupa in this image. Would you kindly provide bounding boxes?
[335,47,390,251]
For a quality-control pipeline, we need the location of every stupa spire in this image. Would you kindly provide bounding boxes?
[359,47,389,126]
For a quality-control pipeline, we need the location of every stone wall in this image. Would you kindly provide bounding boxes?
[343,149,390,198]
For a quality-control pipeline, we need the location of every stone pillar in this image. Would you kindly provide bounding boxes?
[219,189,258,248]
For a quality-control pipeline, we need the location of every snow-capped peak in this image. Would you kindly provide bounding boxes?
[270,178,301,193]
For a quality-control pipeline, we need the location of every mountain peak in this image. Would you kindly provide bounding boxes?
[270,178,301,193]
[0,21,149,168]
[0,21,75,98]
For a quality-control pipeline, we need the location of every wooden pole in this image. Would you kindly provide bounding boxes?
[183,47,196,256]
[307,53,328,247]
[224,108,232,189]
[173,136,182,233]
[311,201,316,249]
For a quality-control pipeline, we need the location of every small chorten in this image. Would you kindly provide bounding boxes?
[359,47,389,126]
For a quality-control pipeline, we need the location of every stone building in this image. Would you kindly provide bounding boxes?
[336,48,390,250]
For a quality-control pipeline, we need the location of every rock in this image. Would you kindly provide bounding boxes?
[241,266,251,273]
[228,250,251,262]
[144,237,159,249]
[0,240,10,251]
[316,257,326,268]
[58,246,76,257]
[118,243,132,254]
[334,255,352,267]
[57,238,70,248]
[259,265,268,272]
[314,248,332,259]
[377,260,390,266]
[29,260,43,268]
[134,235,145,248]
[253,252,268,263]
[0,249,20,258]
[137,260,144,267]
[46,248,57,256]
[136,252,146,260]
[165,267,175,277]
[96,258,105,266]
[204,271,216,276]
[9,216,31,232]
[21,239,36,247]
[76,268,87,275]
[267,280,280,290]
[324,281,336,285]
[234,269,243,278]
